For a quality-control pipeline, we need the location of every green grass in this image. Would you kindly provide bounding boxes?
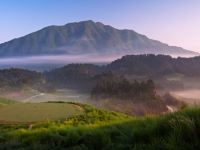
[0,104,199,150]
[0,103,83,123]
[0,97,16,105]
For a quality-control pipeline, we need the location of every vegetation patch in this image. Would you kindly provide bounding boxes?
[91,73,156,101]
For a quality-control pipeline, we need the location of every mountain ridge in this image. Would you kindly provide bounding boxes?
[0,20,198,57]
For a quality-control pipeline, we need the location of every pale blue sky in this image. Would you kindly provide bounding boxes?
[0,0,200,51]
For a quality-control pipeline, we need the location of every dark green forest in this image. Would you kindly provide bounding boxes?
[0,68,44,90]
[91,73,156,100]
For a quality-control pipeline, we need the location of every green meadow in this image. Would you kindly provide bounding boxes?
[0,103,83,123]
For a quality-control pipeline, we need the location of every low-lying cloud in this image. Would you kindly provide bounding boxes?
[0,54,123,65]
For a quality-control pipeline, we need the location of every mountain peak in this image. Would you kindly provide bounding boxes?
[65,20,96,26]
[0,21,198,57]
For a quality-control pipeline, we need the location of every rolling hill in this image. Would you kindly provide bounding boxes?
[0,20,198,57]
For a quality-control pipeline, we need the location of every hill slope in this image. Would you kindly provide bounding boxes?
[107,54,200,76]
[0,106,199,150]
[0,20,198,57]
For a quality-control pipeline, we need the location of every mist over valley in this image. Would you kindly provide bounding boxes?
[0,1,200,148]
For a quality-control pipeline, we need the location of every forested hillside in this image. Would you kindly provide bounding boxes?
[91,73,156,100]
[0,68,44,90]
[107,54,200,76]
[45,54,200,91]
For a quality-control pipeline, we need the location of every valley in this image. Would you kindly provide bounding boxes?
[0,54,199,150]
[0,54,199,115]
[1,1,200,149]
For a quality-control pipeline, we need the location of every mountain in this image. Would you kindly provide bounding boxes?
[0,20,198,57]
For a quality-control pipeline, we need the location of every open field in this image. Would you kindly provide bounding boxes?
[0,103,83,123]
[23,89,90,103]
[1,89,89,103]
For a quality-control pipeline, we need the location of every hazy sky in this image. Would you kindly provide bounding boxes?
[0,0,200,52]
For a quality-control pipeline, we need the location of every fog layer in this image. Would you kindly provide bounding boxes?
[0,54,123,65]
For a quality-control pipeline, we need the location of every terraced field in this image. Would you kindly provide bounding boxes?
[0,103,83,124]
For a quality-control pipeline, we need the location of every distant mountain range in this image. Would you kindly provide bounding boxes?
[0,20,198,57]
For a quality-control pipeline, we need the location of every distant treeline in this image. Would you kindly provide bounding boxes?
[91,73,156,101]
[0,68,44,90]
[0,68,56,92]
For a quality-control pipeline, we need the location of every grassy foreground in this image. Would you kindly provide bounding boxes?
[0,103,199,150]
